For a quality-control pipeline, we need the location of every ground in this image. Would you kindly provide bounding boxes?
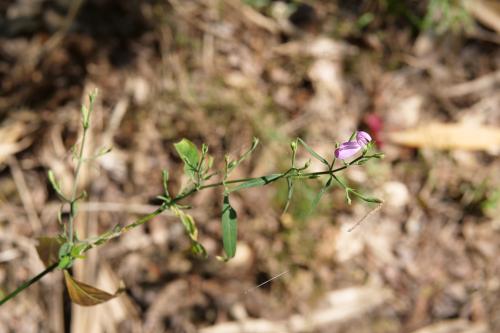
[0,1,499,332]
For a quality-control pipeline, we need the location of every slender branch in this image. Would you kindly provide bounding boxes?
[0,263,58,306]
[0,150,372,306]
[68,111,90,244]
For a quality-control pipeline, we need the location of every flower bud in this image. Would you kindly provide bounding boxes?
[356,131,372,147]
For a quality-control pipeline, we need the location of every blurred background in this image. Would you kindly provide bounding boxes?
[0,0,499,332]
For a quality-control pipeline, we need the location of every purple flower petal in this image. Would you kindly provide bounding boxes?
[356,131,372,147]
[335,141,362,160]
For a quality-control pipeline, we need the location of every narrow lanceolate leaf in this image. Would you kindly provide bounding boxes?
[221,194,238,258]
[171,206,207,256]
[228,174,282,193]
[174,139,200,180]
[307,176,333,215]
[36,237,62,268]
[231,137,260,172]
[282,177,294,215]
[298,138,330,166]
[179,211,198,240]
[64,271,123,306]
[162,169,170,199]
[349,189,383,204]
[47,170,67,201]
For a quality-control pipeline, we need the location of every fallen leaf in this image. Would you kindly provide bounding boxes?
[464,0,500,34]
[388,123,500,151]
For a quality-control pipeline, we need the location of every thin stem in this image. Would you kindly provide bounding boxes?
[0,263,58,306]
[0,151,372,307]
[68,122,89,244]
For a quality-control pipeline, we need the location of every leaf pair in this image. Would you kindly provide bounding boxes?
[174,139,214,184]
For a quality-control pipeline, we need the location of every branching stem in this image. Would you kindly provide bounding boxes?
[0,143,372,306]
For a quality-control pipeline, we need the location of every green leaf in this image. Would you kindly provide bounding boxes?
[64,270,123,306]
[162,169,170,199]
[179,211,198,240]
[87,224,122,247]
[282,177,294,215]
[81,89,98,129]
[345,189,352,205]
[171,206,207,256]
[349,189,383,203]
[225,137,260,176]
[221,194,238,258]
[174,139,200,181]
[283,139,299,214]
[58,256,73,269]
[36,237,63,268]
[298,138,329,166]
[308,176,333,215]
[70,242,88,258]
[191,242,207,257]
[48,170,68,201]
[58,242,72,259]
[81,105,89,129]
[228,174,282,193]
[93,146,112,158]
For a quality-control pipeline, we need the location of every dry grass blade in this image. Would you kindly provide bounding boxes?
[0,121,32,165]
[464,0,500,34]
[388,123,500,151]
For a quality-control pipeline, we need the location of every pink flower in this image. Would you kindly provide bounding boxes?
[334,131,372,160]
[335,141,361,159]
[356,131,372,147]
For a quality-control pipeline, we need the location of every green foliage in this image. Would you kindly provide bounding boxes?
[1,91,384,307]
[174,138,200,181]
[221,194,238,259]
[172,205,207,257]
[481,189,500,217]
[298,138,329,166]
[423,0,472,34]
[243,0,271,9]
[47,170,67,201]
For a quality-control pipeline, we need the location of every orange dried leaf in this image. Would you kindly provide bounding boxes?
[388,123,500,151]
[64,271,124,306]
[35,237,62,268]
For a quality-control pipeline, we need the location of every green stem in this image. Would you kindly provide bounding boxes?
[0,152,370,307]
[68,121,89,244]
[0,263,58,306]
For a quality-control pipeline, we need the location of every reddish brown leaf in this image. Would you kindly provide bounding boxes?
[35,237,62,268]
[64,271,124,306]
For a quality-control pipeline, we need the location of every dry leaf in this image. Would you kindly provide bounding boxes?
[388,123,500,151]
[464,0,500,34]
[64,271,124,306]
[35,237,62,268]
[0,121,33,165]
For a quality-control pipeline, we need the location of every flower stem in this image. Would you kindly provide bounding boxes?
[68,122,89,244]
[0,150,370,306]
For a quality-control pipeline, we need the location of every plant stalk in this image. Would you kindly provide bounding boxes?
[0,151,370,306]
